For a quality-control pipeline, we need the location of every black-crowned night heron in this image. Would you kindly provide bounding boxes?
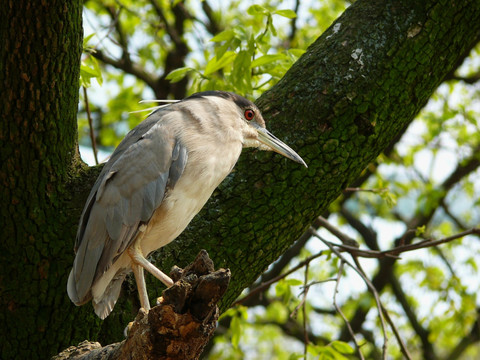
[68,91,306,319]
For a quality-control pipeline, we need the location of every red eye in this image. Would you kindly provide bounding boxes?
[244,109,255,120]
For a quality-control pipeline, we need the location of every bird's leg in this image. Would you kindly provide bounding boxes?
[131,263,150,311]
[127,244,174,288]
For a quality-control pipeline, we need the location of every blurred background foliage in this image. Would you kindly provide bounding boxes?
[78,0,480,358]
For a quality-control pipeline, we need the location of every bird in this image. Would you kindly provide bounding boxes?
[68,90,307,319]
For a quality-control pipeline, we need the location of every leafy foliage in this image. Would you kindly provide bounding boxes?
[164,4,303,97]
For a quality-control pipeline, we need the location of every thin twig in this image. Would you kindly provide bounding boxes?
[380,303,413,360]
[382,228,480,255]
[333,261,365,360]
[303,262,309,359]
[290,289,308,319]
[343,187,388,193]
[330,228,480,259]
[311,229,389,359]
[317,215,359,247]
[352,257,412,360]
[83,86,98,165]
[233,251,324,306]
[299,279,337,291]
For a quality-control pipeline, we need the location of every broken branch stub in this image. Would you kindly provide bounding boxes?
[54,250,230,360]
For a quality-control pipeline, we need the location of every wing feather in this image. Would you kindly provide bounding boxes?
[68,112,188,305]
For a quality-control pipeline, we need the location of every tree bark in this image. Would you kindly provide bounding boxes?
[1,0,480,358]
[0,0,84,358]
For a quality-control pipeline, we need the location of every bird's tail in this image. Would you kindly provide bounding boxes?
[67,268,92,306]
[92,272,128,319]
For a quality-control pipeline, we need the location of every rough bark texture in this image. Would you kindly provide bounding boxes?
[53,251,230,360]
[0,0,84,358]
[1,0,480,358]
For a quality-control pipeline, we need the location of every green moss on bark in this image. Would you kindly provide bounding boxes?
[0,1,88,358]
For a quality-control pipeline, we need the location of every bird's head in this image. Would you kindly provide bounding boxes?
[188,91,307,167]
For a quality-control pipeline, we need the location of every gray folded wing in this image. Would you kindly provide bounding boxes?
[68,112,188,305]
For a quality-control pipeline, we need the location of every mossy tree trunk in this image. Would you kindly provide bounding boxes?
[0,1,89,358]
[1,0,479,358]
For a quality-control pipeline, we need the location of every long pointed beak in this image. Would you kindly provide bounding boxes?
[253,123,308,168]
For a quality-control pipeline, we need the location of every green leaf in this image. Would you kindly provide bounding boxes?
[80,56,103,87]
[307,344,321,356]
[210,28,235,43]
[83,33,96,48]
[265,301,288,322]
[288,354,304,360]
[231,315,241,349]
[251,54,285,68]
[275,279,290,298]
[285,278,303,286]
[204,51,236,76]
[330,341,355,354]
[231,50,252,93]
[80,63,99,76]
[165,67,192,83]
[219,307,237,320]
[268,14,277,36]
[256,32,272,55]
[273,9,297,19]
[324,249,333,260]
[380,189,397,207]
[274,278,299,302]
[247,4,269,16]
[288,48,306,58]
[228,306,248,350]
[416,225,426,237]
